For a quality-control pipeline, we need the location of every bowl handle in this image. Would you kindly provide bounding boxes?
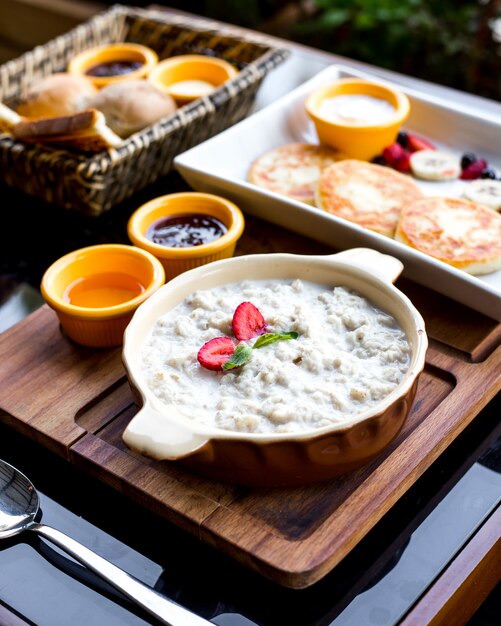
[331,248,403,284]
[123,404,209,461]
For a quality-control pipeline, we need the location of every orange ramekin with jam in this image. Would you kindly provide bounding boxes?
[127,192,245,280]
[68,43,158,88]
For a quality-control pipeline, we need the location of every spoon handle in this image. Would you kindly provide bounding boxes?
[30,522,212,626]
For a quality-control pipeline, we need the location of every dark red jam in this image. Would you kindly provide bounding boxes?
[146,214,228,248]
[85,60,144,77]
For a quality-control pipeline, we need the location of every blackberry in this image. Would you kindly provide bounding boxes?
[480,168,497,179]
[371,155,387,166]
[396,131,408,148]
[460,152,478,170]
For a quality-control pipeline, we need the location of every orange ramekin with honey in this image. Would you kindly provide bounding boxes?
[41,244,165,347]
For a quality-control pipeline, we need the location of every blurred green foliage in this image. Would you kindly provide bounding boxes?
[291,0,500,100]
[171,0,500,100]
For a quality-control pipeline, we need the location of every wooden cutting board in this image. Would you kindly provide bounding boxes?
[0,217,500,589]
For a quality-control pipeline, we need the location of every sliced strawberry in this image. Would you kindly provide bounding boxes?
[383,143,407,167]
[460,159,488,180]
[407,132,436,152]
[232,302,267,341]
[197,337,235,370]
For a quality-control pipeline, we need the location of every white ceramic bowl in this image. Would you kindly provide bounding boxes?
[122,248,427,486]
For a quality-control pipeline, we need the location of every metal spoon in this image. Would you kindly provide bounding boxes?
[0,458,211,626]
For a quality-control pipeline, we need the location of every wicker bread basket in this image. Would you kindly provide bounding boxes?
[0,5,288,215]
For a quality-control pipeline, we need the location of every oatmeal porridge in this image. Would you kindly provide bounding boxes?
[140,279,411,434]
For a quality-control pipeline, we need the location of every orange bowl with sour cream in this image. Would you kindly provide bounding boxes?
[148,55,238,105]
[305,78,410,161]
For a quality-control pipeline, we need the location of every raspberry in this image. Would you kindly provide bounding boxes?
[460,159,488,180]
[394,151,412,173]
[383,143,407,167]
[382,143,411,173]
[406,132,436,152]
[232,301,267,341]
[197,337,235,370]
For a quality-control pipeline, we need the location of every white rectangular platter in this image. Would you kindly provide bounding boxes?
[174,64,501,320]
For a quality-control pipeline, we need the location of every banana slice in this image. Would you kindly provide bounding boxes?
[463,179,501,212]
[410,149,461,181]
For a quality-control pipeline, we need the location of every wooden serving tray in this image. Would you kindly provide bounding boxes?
[0,218,500,589]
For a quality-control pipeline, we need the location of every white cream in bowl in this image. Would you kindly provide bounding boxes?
[317,94,396,125]
[139,278,410,434]
[168,79,215,97]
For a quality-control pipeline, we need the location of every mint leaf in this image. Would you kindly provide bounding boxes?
[252,332,298,349]
[222,343,253,370]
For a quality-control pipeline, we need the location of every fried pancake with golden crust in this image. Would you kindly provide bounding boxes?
[395,196,501,275]
[316,160,423,237]
[248,142,343,205]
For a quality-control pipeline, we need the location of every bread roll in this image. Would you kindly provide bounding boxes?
[16,73,98,118]
[87,80,177,138]
[0,102,21,132]
[13,109,122,152]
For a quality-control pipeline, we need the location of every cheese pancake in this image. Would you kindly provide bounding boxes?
[248,143,343,205]
[395,196,501,275]
[316,160,423,237]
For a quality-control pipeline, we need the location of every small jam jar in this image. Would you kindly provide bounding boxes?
[68,43,158,88]
[127,192,245,280]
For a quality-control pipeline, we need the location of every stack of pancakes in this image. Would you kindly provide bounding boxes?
[249,143,501,275]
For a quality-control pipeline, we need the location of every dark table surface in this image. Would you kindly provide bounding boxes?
[0,37,500,626]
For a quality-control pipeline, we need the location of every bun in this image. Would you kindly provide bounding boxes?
[87,80,177,137]
[16,73,98,118]
[0,102,22,132]
[13,109,122,152]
